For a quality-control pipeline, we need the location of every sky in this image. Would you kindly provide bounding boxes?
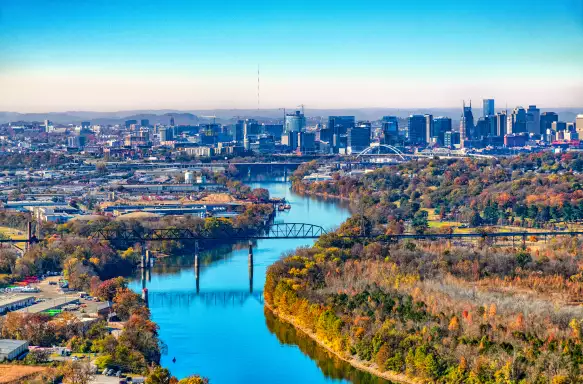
[0,0,582,112]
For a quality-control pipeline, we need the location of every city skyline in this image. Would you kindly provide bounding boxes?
[1,0,582,112]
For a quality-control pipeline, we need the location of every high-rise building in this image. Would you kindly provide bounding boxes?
[432,117,452,145]
[262,124,283,141]
[576,115,583,136]
[159,126,174,142]
[540,112,559,134]
[347,126,371,154]
[298,132,316,153]
[81,121,91,130]
[424,114,433,144]
[552,121,567,132]
[140,119,150,127]
[476,117,496,139]
[243,119,260,150]
[235,120,245,144]
[170,116,175,127]
[285,110,306,133]
[444,131,460,148]
[408,115,427,145]
[328,116,355,136]
[496,111,507,136]
[509,107,527,133]
[125,119,137,128]
[483,99,495,117]
[526,105,540,134]
[459,101,475,141]
[381,116,399,145]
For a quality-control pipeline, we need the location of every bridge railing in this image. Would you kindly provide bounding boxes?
[90,223,328,242]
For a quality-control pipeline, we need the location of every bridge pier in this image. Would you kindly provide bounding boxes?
[145,249,151,268]
[142,288,149,307]
[522,233,527,250]
[248,240,254,293]
[194,240,200,293]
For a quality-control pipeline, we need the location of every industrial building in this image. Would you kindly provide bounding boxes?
[0,296,35,315]
[0,339,29,361]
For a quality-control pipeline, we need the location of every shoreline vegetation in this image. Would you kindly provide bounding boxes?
[265,302,415,384]
[265,153,583,384]
[0,180,273,382]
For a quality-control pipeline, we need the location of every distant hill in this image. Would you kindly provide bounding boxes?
[1,107,580,125]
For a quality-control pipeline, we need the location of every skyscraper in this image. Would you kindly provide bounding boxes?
[540,112,559,134]
[235,120,245,144]
[576,115,583,137]
[347,124,371,154]
[407,115,427,145]
[526,105,540,134]
[328,116,355,135]
[284,110,306,133]
[381,116,399,145]
[496,111,507,136]
[159,127,174,142]
[424,114,433,144]
[170,116,175,127]
[483,99,495,117]
[462,101,475,140]
[509,107,527,133]
[432,117,452,145]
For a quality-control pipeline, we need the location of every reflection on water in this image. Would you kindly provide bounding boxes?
[264,308,394,384]
[130,177,367,383]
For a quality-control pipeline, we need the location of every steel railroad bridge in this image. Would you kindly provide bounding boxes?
[6,224,583,245]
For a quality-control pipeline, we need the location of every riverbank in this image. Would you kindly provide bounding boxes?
[264,303,419,384]
[128,179,360,383]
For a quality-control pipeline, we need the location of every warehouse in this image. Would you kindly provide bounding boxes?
[0,339,29,361]
[0,296,35,315]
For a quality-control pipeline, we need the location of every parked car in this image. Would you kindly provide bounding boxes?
[116,370,122,377]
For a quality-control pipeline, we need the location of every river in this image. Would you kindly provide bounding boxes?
[129,178,392,384]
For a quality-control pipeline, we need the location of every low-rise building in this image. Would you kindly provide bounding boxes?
[0,296,35,314]
[0,339,29,361]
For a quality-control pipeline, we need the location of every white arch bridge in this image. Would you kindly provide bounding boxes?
[355,144,494,160]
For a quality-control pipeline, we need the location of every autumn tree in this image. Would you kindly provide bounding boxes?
[178,376,209,384]
[61,360,92,384]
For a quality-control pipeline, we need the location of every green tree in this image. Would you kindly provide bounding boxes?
[412,211,429,234]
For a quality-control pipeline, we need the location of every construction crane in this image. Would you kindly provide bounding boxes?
[278,108,286,126]
[201,115,217,124]
[297,104,305,115]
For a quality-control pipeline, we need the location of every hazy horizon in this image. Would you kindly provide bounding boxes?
[1,0,582,111]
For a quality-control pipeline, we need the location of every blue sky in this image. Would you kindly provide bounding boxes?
[0,0,582,111]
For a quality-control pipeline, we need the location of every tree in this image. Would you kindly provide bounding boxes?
[375,344,390,372]
[178,376,210,384]
[146,366,177,384]
[23,348,50,364]
[61,360,92,384]
[113,288,142,320]
[250,188,270,202]
[469,210,483,227]
[412,211,429,234]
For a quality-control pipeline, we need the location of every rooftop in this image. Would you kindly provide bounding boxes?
[0,339,28,353]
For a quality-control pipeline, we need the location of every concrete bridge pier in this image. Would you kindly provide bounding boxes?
[142,288,149,307]
[194,240,200,293]
[145,249,151,268]
[248,240,254,293]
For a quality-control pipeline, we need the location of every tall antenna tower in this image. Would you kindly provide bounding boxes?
[257,64,260,111]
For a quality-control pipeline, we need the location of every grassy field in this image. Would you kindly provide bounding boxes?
[0,365,47,384]
[0,226,27,250]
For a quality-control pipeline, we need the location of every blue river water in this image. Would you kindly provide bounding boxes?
[129,179,391,384]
